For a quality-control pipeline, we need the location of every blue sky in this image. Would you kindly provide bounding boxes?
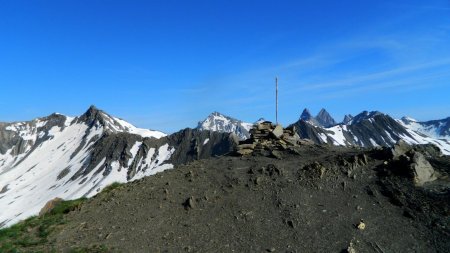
[0,0,449,133]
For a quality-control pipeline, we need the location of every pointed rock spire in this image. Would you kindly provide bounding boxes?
[300,108,313,121]
[316,108,336,127]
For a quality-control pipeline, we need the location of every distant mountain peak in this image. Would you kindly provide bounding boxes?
[343,114,354,125]
[197,112,253,140]
[401,116,417,124]
[316,108,336,127]
[78,105,108,125]
[300,108,313,121]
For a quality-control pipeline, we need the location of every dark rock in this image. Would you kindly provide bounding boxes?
[183,197,196,209]
[0,185,8,194]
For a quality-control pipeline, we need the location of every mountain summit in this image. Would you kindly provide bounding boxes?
[299,108,336,127]
[316,108,337,127]
[197,112,253,140]
[300,108,314,121]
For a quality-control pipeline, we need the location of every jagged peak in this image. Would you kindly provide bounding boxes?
[300,108,313,121]
[199,111,237,127]
[317,108,329,115]
[210,111,223,117]
[77,105,110,126]
[343,114,354,125]
[201,111,234,122]
[316,108,336,127]
[84,105,103,116]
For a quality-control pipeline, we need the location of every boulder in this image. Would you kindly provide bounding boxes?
[270,124,284,139]
[391,139,412,159]
[39,197,63,216]
[409,152,438,186]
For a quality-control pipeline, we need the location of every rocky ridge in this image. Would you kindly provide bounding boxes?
[4,138,449,252]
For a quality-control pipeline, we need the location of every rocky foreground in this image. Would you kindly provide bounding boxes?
[2,139,449,252]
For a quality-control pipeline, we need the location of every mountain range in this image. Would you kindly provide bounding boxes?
[199,109,450,155]
[1,106,449,228]
[0,106,236,227]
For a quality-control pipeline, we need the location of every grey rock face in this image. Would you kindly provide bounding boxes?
[164,128,238,165]
[316,109,336,127]
[409,152,437,186]
[343,114,354,125]
[0,113,67,160]
[300,108,314,121]
[391,139,412,159]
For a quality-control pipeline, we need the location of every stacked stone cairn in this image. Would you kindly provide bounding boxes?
[236,121,313,158]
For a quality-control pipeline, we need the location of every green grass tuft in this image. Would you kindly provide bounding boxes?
[0,198,87,252]
[100,182,122,194]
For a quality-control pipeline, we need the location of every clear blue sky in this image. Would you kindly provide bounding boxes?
[1,0,449,133]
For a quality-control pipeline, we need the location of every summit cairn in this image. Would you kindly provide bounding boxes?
[236,121,313,158]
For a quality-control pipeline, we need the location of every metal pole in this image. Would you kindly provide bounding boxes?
[276,77,278,125]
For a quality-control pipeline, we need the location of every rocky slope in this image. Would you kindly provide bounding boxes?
[0,106,237,228]
[197,112,253,140]
[3,142,449,252]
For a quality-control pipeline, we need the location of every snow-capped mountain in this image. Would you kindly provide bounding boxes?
[0,106,237,228]
[197,112,253,140]
[399,116,450,140]
[289,110,450,155]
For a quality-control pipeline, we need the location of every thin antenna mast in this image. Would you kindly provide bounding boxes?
[276,77,278,125]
